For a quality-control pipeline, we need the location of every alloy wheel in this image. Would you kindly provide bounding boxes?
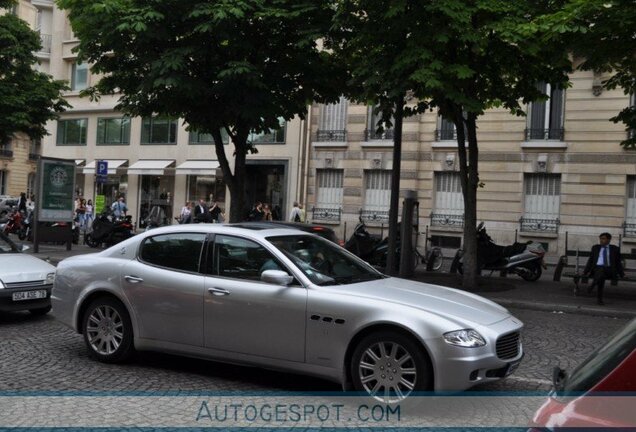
[86,305,124,355]
[357,341,417,402]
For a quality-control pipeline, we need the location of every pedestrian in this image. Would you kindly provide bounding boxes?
[179,201,192,224]
[583,232,624,305]
[248,201,264,221]
[77,198,87,229]
[263,203,273,221]
[299,203,306,223]
[85,199,94,229]
[289,202,301,222]
[26,194,35,211]
[17,192,27,213]
[193,198,211,223]
[209,200,223,223]
[111,196,128,219]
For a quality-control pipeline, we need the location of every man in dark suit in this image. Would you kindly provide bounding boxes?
[193,198,211,223]
[583,232,624,305]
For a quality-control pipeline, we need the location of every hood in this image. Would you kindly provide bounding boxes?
[337,277,510,326]
[0,254,56,284]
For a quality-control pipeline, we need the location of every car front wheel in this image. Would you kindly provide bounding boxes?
[351,331,432,402]
[82,297,134,363]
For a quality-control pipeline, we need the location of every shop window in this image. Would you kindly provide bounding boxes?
[187,175,225,206]
[141,116,177,144]
[57,118,88,146]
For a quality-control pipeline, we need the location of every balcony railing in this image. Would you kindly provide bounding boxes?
[312,207,341,223]
[519,217,559,234]
[525,128,564,141]
[38,33,52,54]
[0,149,13,158]
[360,209,390,224]
[364,129,394,141]
[435,129,456,141]
[430,212,464,229]
[623,221,636,238]
[316,129,347,142]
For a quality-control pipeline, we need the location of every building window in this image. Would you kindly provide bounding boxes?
[0,141,12,158]
[97,117,130,145]
[436,116,456,141]
[365,106,393,141]
[189,129,229,145]
[625,176,636,237]
[29,140,40,160]
[57,118,88,146]
[362,169,391,222]
[141,116,177,144]
[431,172,464,228]
[526,83,565,140]
[0,170,6,195]
[317,96,348,141]
[249,118,286,144]
[629,94,635,140]
[521,173,561,233]
[71,62,88,91]
[312,169,343,222]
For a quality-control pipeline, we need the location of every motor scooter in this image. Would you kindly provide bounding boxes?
[1,209,26,240]
[450,222,546,281]
[85,212,134,248]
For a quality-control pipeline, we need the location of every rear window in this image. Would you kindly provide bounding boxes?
[140,233,206,273]
[560,318,636,395]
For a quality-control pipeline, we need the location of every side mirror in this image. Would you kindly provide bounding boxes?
[261,270,294,286]
[21,244,30,252]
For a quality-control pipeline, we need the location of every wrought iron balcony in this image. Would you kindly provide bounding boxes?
[519,217,559,233]
[316,129,347,142]
[0,149,13,158]
[623,221,636,238]
[38,33,52,54]
[364,129,394,141]
[312,207,341,222]
[360,209,390,224]
[435,129,456,141]
[430,212,464,228]
[525,128,564,141]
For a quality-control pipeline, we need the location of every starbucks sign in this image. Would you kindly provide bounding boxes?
[38,158,76,222]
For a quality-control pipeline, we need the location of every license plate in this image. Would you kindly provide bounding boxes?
[12,290,47,301]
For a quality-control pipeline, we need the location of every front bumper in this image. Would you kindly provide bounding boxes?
[0,284,52,312]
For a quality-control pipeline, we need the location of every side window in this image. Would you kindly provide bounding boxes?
[208,235,286,281]
[140,233,206,273]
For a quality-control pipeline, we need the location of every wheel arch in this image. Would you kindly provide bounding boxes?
[76,290,133,335]
[342,322,435,391]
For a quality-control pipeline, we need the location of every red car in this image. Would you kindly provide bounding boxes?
[530,318,636,429]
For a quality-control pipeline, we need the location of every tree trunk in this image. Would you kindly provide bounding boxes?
[385,95,404,276]
[213,127,247,223]
[456,110,480,290]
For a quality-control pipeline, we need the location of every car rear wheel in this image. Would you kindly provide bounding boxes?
[351,331,432,402]
[82,297,134,363]
[29,306,51,316]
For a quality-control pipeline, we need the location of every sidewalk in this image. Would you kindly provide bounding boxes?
[25,243,636,319]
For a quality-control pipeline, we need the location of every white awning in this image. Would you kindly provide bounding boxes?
[128,159,175,175]
[75,159,86,167]
[175,160,220,176]
[83,159,127,175]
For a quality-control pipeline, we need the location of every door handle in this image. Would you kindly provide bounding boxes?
[208,287,230,296]
[124,275,144,284]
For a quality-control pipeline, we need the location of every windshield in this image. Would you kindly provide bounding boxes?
[267,235,385,286]
[558,318,636,395]
[0,232,19,253]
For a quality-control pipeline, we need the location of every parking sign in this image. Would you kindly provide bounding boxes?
[97,160,108,176]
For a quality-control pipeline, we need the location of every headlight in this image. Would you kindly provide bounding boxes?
[443,329,486,347]
[46,273,55,284]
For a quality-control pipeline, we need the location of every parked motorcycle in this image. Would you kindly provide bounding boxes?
[450,222,545,281]
[85,213,134,248]
[345,218,443,271]
[1,209,26,240]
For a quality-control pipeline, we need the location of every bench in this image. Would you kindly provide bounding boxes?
[553,233,636,293]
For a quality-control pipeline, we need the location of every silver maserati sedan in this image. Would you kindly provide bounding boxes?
[52,224,523,399]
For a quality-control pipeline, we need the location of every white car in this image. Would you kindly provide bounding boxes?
[53,224,524,400]
[0,232,56,315]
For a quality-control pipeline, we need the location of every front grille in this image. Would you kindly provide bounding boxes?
[5,281,50,289]
[496,332,521,360]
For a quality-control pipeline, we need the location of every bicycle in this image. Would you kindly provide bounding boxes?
[414,232,444,271]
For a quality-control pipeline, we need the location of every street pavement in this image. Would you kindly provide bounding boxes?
[25,242,636,319]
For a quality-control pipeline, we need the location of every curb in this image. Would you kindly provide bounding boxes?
[488,297,636,319]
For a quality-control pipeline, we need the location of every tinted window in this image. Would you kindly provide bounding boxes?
[561,318,636,395]
[209,235,287,281]
[140,233,206,273]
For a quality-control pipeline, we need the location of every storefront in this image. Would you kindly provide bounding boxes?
[176,160,225,207]
[83,159,128,213]
[244,160,287,220]
[129,160,175,229]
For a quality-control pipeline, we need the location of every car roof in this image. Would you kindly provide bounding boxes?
[231,221,334,231]
[137,223,311,240]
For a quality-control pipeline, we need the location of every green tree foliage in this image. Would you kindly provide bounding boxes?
[58,0,341,221]
[330,0,571,287]
[539,0,636,147]
[0,0,69,145]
